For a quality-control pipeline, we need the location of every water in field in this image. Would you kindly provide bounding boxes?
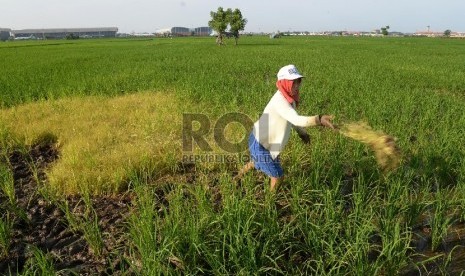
[403,223,465,275]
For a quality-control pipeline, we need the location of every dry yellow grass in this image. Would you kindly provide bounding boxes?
[0,92,182,195]
[339,122,401,172]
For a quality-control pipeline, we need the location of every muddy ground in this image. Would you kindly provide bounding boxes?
[0,141,133,275]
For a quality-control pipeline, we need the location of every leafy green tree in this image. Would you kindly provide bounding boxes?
[209,7,247,46]
[208,7,228,45]
[381,25,390,36]
[444,29,451,37]
[227,8,247,45]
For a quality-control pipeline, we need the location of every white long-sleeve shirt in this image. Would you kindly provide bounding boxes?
[252,91,320,159]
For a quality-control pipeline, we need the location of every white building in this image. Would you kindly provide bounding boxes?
[154,26,212,37]
[12,27,118,39]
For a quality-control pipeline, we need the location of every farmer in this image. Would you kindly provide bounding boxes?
[235,64,335,192]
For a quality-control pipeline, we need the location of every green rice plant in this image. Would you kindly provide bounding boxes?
[440,244,465,274]
[373,177,417,273]
[58,200,79,232]
[454,174,465,223]
[216,185,262,273]
[80,192,105,257]
[21,246,57,276]
[57,195,104,257]
[0,163,15,205]
[80,210,105,257]
[0,212,13,257]
[430,188,455,251]
[410,253,445,275]
[289,179,356,274]
[374,219,413,275]
[397,170,432,228]
[342,179,379,275]
[36,185,59,208]
[340,223,378,275]
[128,172,169,275]
[160,183,213,273]
[404,193,431,229]
[146,173,287,274]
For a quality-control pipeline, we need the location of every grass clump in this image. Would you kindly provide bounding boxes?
[0,92,182,195]
[0,213,13,258]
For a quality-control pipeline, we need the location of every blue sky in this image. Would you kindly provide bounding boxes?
[1,0,463,33]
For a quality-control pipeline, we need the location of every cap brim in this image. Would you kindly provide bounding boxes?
[277,74,304,80]
[289,75,304,80]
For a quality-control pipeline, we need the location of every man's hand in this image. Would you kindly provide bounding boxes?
[298,132,311,144]
[320,115,336,130]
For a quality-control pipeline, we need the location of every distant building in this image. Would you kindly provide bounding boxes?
[12,27,118,39]
[153,28,172,36]
[413,31,443,37]
[129,32,155,37]
[450,32,465,38]
[0,28,11,41]
[154,26,212,37]
[193,27,212,36]
[171,27,191,36]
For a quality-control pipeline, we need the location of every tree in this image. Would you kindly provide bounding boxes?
[208,7,228,45]
[209,7,247,46]
[227,8,247,45]
[444,29,452,37]
[381,25,390,36]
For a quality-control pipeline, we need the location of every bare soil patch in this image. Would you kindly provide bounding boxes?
[0,141,133,275]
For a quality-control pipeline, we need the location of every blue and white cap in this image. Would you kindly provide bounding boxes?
[277,64,304,80]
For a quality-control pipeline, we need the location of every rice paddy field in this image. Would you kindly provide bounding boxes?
[0,36,464,275]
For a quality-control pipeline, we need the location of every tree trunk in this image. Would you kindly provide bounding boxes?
[216,34,224,46]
